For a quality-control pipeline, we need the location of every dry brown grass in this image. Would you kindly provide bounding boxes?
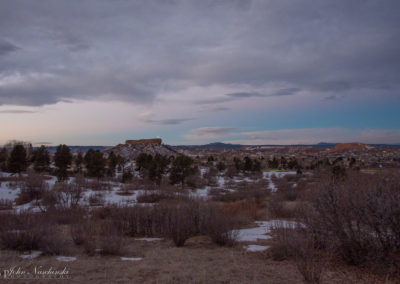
[0,237,395,283]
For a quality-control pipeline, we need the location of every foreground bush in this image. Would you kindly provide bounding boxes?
[300,171,400,274]
[0,212,66,254]
[108,199,239,247]
[164,201,199,246]
[269,224,325,283]
[98,220,124,255]
[200,203,238,246]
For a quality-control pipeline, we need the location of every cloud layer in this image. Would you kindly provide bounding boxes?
[0,0,399,107]
[0,1,399,145]
[186,127,400,145]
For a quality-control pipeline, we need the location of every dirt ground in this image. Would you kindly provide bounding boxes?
[0,236,390,284]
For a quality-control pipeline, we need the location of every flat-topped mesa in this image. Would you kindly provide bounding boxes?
[125,138,162,146]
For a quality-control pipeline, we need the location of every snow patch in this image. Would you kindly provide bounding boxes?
[56,256,77,262]
[20,251,42,259]
[235,220,303,242]
[244,245,270,252]
[121,257,143,261]
[135,238,163,242]
[190,186,210,199]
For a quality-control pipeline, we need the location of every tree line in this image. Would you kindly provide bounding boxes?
[0,143,125,181]
[0,143,198,187]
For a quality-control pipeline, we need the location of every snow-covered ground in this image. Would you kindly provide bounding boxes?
[0,182,20,201]
[234,220,303,242]
[263,171,297,192]
[1,168,300,212]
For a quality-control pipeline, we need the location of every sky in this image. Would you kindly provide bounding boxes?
[0,0,399,146]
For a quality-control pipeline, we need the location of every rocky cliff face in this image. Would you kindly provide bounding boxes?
[104,143,177,160]
[125,138,162,145]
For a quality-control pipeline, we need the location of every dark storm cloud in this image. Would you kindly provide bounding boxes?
[0,39,18,56]
[196,89,301,105]
[196,92,265,104]
[226,92,264,98]
[0,0,399,106]
[272,88,301,97]
[140,117,193,125]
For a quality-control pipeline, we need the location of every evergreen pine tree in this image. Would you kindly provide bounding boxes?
[7,144,27,174]
[33,145,50,172]
[54,144,72,181]
[169,155,196,189]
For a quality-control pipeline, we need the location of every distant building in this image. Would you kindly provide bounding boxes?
[125,138,162,145]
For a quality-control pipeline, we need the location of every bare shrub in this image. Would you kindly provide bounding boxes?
[300,171,400,273]
[225,165,238,178]
[108,199,239,247]
[92,205,117,220]
[202,166,218,186]
[0,212,47,251]
[117,183,135,196]
[164,200,200,247]
[269,226,298,261]
[69,217,97,255]
[39,226,68,255]
[98,220,124,255]
[82,223,97,256]
[211,186,269,204]
[51,182,84,209]
[87,180,112,191]
[16,171,48,205]
[268,197,298,219]
[110,205,158,237]
[111,199,201,246]
[0,199,13,210]
[0,175,19,182]
[0,211,66,254]
[295,237,325,284]
[200,203,238,246]
[185,171,206,189]
[88,193,105,206]
[73,174,88,190]
[223,199,263,221]
[136,190,172,203]
[45,207,87,225]
[71,219,91,246]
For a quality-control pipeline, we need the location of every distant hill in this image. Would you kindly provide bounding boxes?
[170,142,244,150]
[315,142,338,148]
[171,142,340,150]
[329,143,371,152]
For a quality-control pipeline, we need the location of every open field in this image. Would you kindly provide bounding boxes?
[1,143,400,283]
[0,232,389,283]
